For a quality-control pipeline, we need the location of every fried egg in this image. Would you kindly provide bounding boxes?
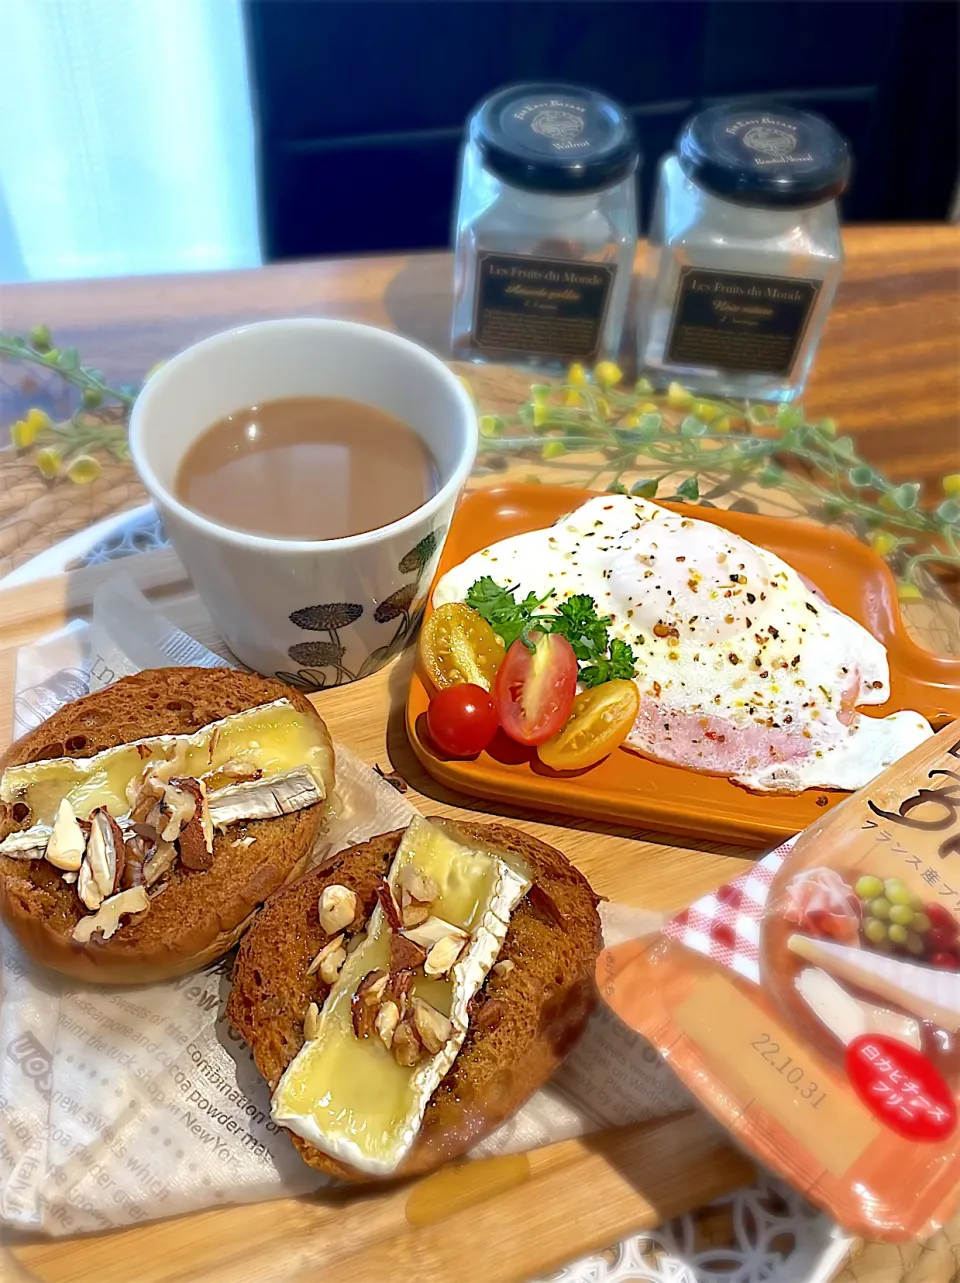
[433,495,932,793]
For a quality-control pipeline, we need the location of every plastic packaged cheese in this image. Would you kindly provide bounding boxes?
[598,720,960,1241]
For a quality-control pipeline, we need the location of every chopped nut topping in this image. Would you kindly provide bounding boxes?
[424,933,467,977]
[389,932,428,972]
[319,942,347,985]
[319,884,359,934]
[72,886,149,943]
[492,959,515,977]
[398,863,439,905]
[411,997,452,1055]
[303,1002,321,1041]
[401,899,430,929]
[401,915,465,949]
[306,933,345,977]
[376,999,401,1049]
[143,838,178,887]
[391,1016,423,1068]
[374,878,402,931]
[351,969,388,1039]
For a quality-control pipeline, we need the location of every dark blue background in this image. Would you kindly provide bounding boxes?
[244,0,959,260]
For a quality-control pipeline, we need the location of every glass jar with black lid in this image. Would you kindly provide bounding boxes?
[452,83,639,370]
[637,103,852,402]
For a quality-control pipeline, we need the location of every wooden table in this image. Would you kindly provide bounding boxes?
[1,225,959,1282]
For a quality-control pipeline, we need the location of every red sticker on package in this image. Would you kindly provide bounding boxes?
[846,1034,957,1142]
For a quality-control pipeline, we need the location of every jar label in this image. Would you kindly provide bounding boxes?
[471,252,616,362]
[666,267,821,376]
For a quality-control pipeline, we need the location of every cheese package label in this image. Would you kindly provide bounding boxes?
[598,720,960,1241]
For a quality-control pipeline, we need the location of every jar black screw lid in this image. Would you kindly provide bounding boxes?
[678,103,851,209]
[471,82,640,195]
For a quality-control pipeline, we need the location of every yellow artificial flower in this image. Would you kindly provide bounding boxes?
[713,416,732,433]
[667,382,693,409]
[620,412,640,429]
[870,531,898,557]
[639,401,658,415]
[478,414,504,438]
[943,474,960,497]
[541,440,567,459]
[596,397,610,419]
[567,363,588,387]
[897,583,923,602]
[634,377,654,395]
[67,454,102,484]
[563,389,582,408]
[818,417,838,437]
[35,447,62,480]
[593,361,622,389]
[10,407,52,449]
[532,401,550,429]
[693,400,720,423]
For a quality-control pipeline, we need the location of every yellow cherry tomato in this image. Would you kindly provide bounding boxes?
[537,679,640,771]
[418,602,505,692]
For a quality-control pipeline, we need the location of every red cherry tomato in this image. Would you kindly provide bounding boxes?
[425,683,499,757]
[492,631,578,746]
[928,925,958,953]
[930,951,960,970]
[925,903,958,934]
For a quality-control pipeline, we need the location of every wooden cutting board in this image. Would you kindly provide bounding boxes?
[0,549,755,1283]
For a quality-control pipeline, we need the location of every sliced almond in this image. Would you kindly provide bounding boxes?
[143,838,178,888]
[351,969,388,1038]
[232,835,256,849]
[398,863,439,905]
[320,945,347,985]
[62,869,78,885]
[77,857,103,911]
[424,933,467,977]
[401,898,430,929]
[170,777,213,856]
[492,959,515,977]
[303,1002,321,1042]
[391,1016,423,1068]
[158,778,199,844]
[44,798,86,872]
[178,813,213,871]
[121,836,148,890]
[127,769,165,822]
[374,878,402,931]
[402,916,466,950]
[72,886,150,943]
[389,932,427,973]
[319,884,359,934]
[375,999,400,1050]
[411,997,452,1055]
[306,933,346,980]
[86,809,122,899]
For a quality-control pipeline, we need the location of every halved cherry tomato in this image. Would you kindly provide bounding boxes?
[425,683,499,757]
[419,603,505,691]
[537,679,640,770]
[493,632,577,746]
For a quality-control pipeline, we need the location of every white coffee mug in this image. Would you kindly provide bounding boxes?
[129,319,477,688]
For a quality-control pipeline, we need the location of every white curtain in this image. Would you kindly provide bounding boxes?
[0,0,261,283]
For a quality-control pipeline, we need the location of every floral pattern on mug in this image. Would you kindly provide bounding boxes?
[283,601,364,687]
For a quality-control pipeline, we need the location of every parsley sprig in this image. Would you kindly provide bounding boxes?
[465,577,638,688]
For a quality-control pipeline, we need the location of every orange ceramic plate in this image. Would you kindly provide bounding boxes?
[405,486,960,847]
